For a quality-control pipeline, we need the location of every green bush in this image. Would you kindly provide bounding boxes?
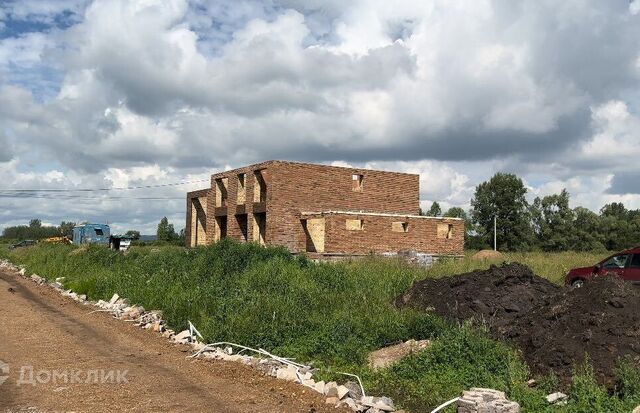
[372,324,536,412]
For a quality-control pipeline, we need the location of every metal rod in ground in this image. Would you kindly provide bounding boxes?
[430,397,460,413]
[188,320,204,339]
[336,371,366,398]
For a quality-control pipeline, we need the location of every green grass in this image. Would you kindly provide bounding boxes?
[0,242,636,413]
[423,250,609,284]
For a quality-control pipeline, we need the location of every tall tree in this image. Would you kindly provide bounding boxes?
[59,221,76,238]
[599,203,632,251]
[573,207,605,251]
[426,201,442,217]
[600,202,628,219]
[156,217,176,242]
[444,207,473,242]
[471,173,533,251]
[531,189,576,251]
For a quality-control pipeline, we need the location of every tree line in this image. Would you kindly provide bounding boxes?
[1,220,144,241]
[425,173,640,252]
[1,220,77,240]
[1,216,185,244]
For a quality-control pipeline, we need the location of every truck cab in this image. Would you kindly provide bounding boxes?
[72,224,111,245]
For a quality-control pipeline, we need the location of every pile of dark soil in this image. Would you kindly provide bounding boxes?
[499,276,640,386]
[395,263,560,327]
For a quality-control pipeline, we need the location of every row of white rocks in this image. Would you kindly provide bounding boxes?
[1,259,400,413]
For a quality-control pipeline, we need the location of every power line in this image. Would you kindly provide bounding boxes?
[0,178,209,193]
[0,194,184,200]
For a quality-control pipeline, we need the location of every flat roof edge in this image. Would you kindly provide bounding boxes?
[210,160,420,178]
[300,210,464,220]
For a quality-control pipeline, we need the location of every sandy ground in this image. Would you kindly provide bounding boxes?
[0,268,347,413]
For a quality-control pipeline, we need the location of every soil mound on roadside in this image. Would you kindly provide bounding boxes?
[499,276,640,386]
[395,263,560,326]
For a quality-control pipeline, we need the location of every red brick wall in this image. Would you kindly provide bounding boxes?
[319,213,464,255]
[266,161,420,252]
[205,164,271,245]
[185,188,210,247]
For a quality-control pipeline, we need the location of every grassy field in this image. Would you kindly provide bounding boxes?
[0,242,635,412]
[423,250,610,284]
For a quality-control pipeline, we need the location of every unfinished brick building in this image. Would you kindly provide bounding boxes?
[185,160,464,257]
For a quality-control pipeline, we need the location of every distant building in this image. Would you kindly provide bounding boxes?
[185,161,464,257]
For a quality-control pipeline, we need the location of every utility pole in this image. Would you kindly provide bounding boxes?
[493,215,497,251]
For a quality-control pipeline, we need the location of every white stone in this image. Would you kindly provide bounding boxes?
[373,396,395,411]
[276,366,298,382]
[116,297,130,306]
[324,381,337,396]
[109,293,120,305]
[192,342,206,351]
[30,274,45,284]
[173,330,192,342]
[314,380,326,394]
[546,392,568,404]
[121,306,143,320]
[361,396,375,407]
[336,385,350,400]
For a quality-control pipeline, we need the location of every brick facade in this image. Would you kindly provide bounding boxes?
[185,160,464,256]
[302,212,463,255]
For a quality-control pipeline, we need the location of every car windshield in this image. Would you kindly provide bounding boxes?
[602,254,630,269]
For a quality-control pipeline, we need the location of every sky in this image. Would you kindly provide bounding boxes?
[0,0,639,234]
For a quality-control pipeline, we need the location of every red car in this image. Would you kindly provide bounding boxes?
[565,247,640,287]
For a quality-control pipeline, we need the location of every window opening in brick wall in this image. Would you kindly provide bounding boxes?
[346,219,364,231]
[215,178,228,207]
[236,214,248,242]
[302,218,325,252]
[437,223,454,239]
[392,221,409,233]
[237,173,246,205]
[215,216,227,241]
[254,170,267,202]
[253,212,266,245]
[352,174,364,192]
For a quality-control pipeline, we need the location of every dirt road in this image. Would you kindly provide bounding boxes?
[0,268,344,412]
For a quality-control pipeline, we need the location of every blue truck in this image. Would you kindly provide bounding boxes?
[72,224,111,245]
